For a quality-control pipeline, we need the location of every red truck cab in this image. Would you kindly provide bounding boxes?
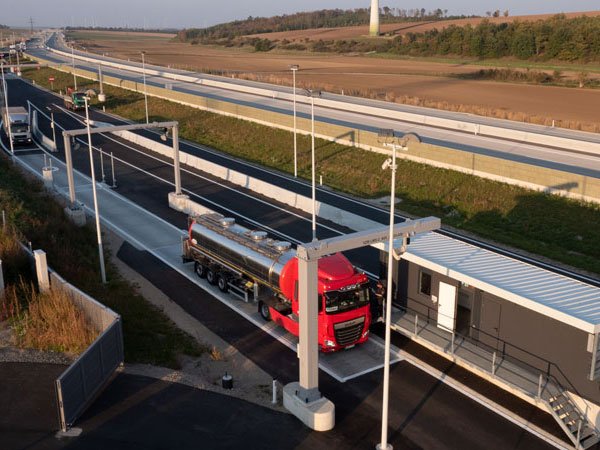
[271,253,371,352]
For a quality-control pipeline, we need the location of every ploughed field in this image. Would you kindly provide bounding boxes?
[69,26,600,130]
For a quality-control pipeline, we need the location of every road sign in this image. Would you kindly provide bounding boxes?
[48,76,55,82]
[49,76,55,90]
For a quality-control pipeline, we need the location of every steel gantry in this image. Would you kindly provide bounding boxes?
[284,216,440,431]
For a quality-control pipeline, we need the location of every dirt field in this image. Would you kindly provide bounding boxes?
[69,26,600,130]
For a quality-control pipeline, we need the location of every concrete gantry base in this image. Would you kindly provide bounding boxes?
[64,202,86,227]
[168,192,190,213]
[283,382,335,431]
[42,167,54,190]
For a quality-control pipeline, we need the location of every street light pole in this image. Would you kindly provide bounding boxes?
[1,63,15,156]
[84,96,107,284]
[304,89,320,242]
[290,64,299,177]
[377,129,398,450]
[71,44,77,90]
[141,50,149,124]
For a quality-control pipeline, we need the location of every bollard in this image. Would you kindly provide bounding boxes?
[272,378,277,404]
[222,372,233,389]
[99,148,105,183]
[2,210,5,229]
[34,249,50,293]
[492,352,497,376]
[319,175,322,186]
[414,314,418,337]
[111,152,117,188]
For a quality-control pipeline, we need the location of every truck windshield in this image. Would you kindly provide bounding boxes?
[73,93,85,103]
[324,283,370,315]
[11,124,28,133]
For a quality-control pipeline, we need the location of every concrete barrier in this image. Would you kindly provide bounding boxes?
[110,128,382,230]
[28,53,600,204]
[47,45,600,156]
[31,109,57,152]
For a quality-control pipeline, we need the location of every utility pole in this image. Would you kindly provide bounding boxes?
[29,17,34,37]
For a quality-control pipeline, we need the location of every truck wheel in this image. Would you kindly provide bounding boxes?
[194,261,207,278]
[206,268,217,285]
[217,274,229,293]
[258,301,271,321]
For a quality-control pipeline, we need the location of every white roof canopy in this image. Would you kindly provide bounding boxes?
[384,232,600,334]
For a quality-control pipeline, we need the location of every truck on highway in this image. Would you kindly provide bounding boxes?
[183,213,372,352]
[1,106,31,145]
[63,90,86,110]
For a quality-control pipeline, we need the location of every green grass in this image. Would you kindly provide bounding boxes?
[0,149,205,367]
[20,66,600,275]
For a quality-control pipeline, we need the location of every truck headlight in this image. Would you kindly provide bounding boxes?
[324,340,336,347]
[362,329,369,339]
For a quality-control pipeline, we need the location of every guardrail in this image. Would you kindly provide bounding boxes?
[47,39,600,156]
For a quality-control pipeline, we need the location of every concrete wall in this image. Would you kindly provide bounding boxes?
[27,53,600,204]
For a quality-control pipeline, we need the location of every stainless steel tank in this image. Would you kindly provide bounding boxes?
[189,213,296,287]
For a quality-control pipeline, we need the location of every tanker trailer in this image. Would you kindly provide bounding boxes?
[182,213,371,352]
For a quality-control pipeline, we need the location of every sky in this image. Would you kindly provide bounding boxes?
[2,0,599,29]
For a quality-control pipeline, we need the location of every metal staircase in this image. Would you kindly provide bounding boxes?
[543,384,600,449]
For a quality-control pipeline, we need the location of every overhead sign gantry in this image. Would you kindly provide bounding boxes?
[284,216,441,431]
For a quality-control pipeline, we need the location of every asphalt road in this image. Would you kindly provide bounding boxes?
[27,33,600,179]
[0,75,571,450]
[0,360,563,450]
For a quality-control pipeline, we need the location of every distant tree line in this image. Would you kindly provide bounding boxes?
[0,24,9,30]
[177,7,476,41]
[201,14,600,62]
[382,14,600,60]
[65,26,179,33]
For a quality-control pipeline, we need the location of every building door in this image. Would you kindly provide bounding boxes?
[479,297,501,350]
[456,287,474,337]
[437,282,457,332]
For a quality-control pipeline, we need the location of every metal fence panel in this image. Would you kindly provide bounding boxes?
[56,318,123,431]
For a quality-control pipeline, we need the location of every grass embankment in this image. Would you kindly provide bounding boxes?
[21,67,600,275]
[0,153,205,366]
[0,225,97,354]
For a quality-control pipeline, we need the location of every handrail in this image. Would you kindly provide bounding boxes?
[394,303,580,397]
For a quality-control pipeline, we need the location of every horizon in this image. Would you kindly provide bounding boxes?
[1,1,599,30]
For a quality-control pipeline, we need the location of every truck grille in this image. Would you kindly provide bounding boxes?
[333,317,365,347]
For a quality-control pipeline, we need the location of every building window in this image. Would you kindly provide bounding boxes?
[419,271,432,297]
